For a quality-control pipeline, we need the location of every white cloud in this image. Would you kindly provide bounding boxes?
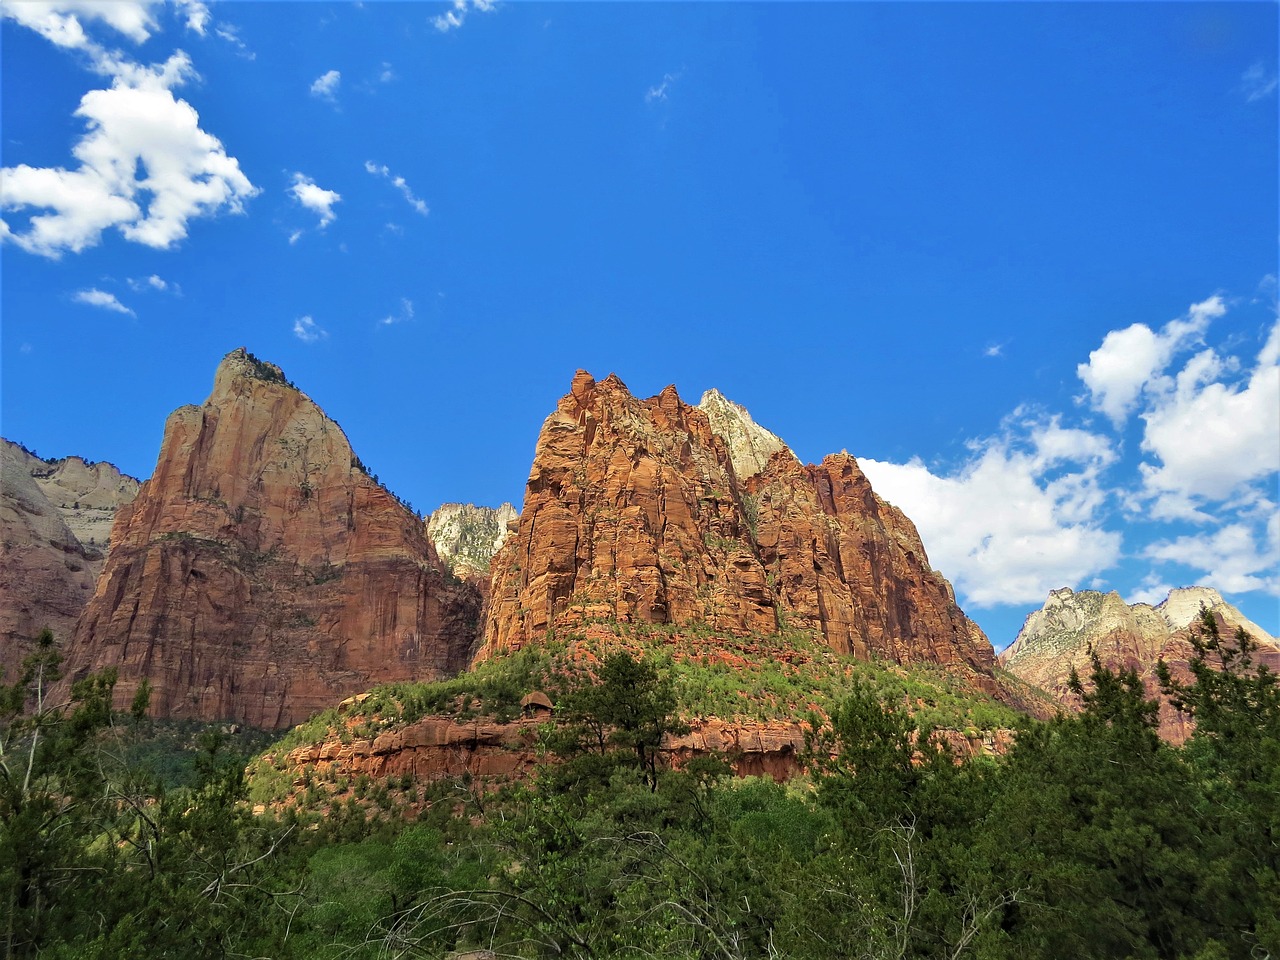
[363,161,429,216]
[1241,62,1278,102]
[1076,295,1224,424]
[646,72,680,103]
[74,287,134,316]
[1135,319,1280,521]
[984,341,1006,358]
[379,298,414,326]
[0,1,159,49]
[433,0,494,33]
[1144,521,1279,595]
[860,414,1121,607]
[0,49,257,258]
[175,0,209,35]
[127,273,177,293]
[310,69,341,101]
[292,315,327,343]
[288,173,341,228]
[378,62,394,83]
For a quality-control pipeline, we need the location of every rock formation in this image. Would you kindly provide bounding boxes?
[61,349,482,728]
[0,440,138,682]
[999,586,1280,742]
[426,502,519,578]
[481,371,995,688]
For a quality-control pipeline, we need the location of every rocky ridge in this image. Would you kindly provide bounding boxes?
[999,586,1280,742]
[61,349,482,728]
[481,370,997,692]
[0,440,139,681]
[426,502,519,578]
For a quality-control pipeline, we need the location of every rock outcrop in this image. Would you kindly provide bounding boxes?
[61,349,482,728]
[999,586,1280,742]
[481,371,995,688]
[426,502,519,578]
[28,452,141,552]
[0,440,139,682]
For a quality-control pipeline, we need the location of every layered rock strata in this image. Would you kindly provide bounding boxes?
[481,371,995,687]
[1000,586,1280,742]
[62,349,481,728]
[280,715,1013,792]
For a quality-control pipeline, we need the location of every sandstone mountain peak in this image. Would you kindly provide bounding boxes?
[697,388,794,481]
[60,348,481,728]
[1000,584,1279,741]
[482,370,997,690]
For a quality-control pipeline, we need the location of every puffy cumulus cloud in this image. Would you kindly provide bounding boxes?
[432,0,495,33]
[292,315,327,343]
[1135,320,1279,522]
[364,161,428,216]
[0,52,257,258]
[288,173,341,228]
[1076,295,1224,424]
[860,414,1121,608]
[74,288,134,316]
[310,69,341,101]
[0,0,159,49]
[1143,519,1279,595]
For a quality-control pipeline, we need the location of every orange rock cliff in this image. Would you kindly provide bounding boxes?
[61,349,482,728]
[481,370,996,689]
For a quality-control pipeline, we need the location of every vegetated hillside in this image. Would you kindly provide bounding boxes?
[1001,585,1280,742]
[9,605,1276,960]
[482,370,1000,700]
[60,348,482,728]
[247,620,1032,815]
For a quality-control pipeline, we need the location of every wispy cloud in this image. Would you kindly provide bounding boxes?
[378,62,394,83]
[379,298,415,326]
[289,173,341,228]
[433,0,495,33]
[983,341,1007,358]
[127,274,179,294]
[310,69,341,102]
[646,71,681,103]
[175,0,210,36]
[74,288,135,316]
[293,315,328,343]
[364,161,428,216]
[1240,62,1278,102]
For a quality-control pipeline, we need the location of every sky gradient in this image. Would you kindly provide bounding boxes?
[3,1,1277,647]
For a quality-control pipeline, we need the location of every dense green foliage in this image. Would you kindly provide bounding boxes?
[3,613,1276,959]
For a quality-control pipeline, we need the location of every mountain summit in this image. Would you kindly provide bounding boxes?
[61,348,482,727]
[482,370,996,688]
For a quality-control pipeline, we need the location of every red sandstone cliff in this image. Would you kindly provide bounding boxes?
[480,372,995,688]
[62,349,481,728]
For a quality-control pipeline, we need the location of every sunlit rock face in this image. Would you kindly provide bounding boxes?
[427,502,519,578]
[61,349,481,729]
[1000,585,1280,742]
[480,371,996,692]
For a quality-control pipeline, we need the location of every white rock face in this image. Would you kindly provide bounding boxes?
[29,454,141,549]
[426,502,519,574]
[1157,586,1272,641]
[697,388,794,481]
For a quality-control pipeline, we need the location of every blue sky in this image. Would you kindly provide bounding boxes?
[2,1,1277,648]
